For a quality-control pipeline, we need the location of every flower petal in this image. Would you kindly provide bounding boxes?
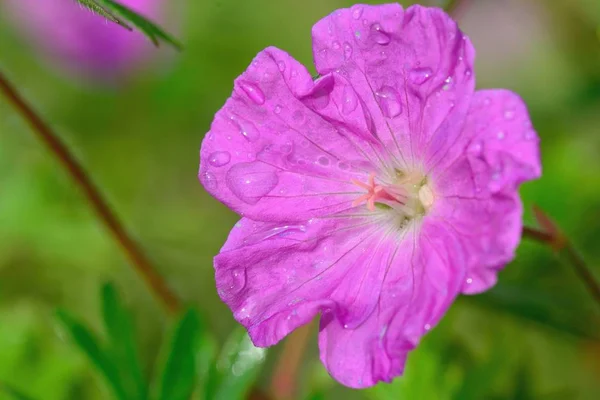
[311,4,475,170]
[214,216,390,347]
[199,47,376,222]
[318,220,465,388]
[435,89,541,294]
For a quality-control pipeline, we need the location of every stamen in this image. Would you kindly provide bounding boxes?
[351,170,435,216]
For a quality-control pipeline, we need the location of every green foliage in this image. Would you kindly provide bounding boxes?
[0,382,36,400]
[210,328,267,400]
[101,284,147,400]
[56,308,127,399]
[153,309,201,400]
[54,283,266,400]
[75,0,181,49]
[74,0,132,30]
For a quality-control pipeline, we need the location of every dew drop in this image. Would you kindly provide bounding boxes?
[443,76,453,91]
[497,131,505,140]
[317,156,330,166]
[342,86,358,114]
[466,277,473,284]
[524,130,535,140]
[352,6,363,19]
[504,110,515,120]
[292,110,305,124]
[424,323,431,331]
[239,81,265,105]
[226,162,279,204]
[409,67,433,85]
[280,143,292,154]
[230,115,261,142]
[274,104,282,114]
[370,23,391,45]
[332,41,340,50]
[468,142,482,155]
[343,42,353,60]
[465,68,472,77]
[483,97,491,106]
[338,161,350,170]
[202,171,217,189]
[376,86,402,117]
[277,60,286,72]
[209,151,231,167]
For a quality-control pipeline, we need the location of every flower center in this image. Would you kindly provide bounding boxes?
[352,170,434,218]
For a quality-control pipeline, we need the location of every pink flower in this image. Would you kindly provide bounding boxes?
[199,4,541,388]
[3,0,161,78]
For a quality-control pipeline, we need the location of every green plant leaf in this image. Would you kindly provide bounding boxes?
[55,309,128,400]
[466,284,600,340]
[210,328,267,400]
[98,0,182,49]
[74,0,132,30]
[154,308,202,400]
[0,381,36,400]
[101,283,147,400]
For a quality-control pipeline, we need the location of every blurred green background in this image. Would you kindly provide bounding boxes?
[1,0,600,399]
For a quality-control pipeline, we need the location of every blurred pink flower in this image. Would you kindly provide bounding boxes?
[199,4,541,388]
[3,0,162,77]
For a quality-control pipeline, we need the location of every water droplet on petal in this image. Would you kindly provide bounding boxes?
[376,86,402,117]
[277,60,286,72]
[483,97,491,106]
[352,6,363,19]
[332,41,340,49]
[226,162,279,204]
[504,110,515,120]
[443,76,453,91]
[209,151,231,167]
[274,104,282,114]
[317,156,330,166]
[468,142,482,155]
[202,171,217,189]
[342,86,358,114]
[370,23,391,45]
[524,130,536,140]
[424,323,431,331]
[343,42,353,60]
[239,81,265,105]
[409,67,433,85]
[230,115,261,142]
[466,277,473,284]
[338,161,350,170]
[280,143,292,155]
[497,131,505,140]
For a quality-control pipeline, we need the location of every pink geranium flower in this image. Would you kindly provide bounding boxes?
[199,3,541,388]
[3,0,161,78]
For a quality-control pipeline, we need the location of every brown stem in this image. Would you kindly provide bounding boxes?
[0,70,181,314]
[522,208,600,311]
[270,322,314,400]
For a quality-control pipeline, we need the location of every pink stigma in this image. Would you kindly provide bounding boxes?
[351,173,405,211]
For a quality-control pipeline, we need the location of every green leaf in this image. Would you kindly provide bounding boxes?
[98,0,182,50]
[55,309,128,400]
[101,283,147,400]
[0,382,36,400]
[210,328,267,400]
[466,284,600,340]
[154,308,202,400]
[74,0,132,30]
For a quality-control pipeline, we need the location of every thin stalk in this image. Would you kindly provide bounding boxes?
[0,70,181,314]
[523,212,600,311]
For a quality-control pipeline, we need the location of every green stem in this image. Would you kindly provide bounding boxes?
[523,224,600,311]
[0,69,181,314]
